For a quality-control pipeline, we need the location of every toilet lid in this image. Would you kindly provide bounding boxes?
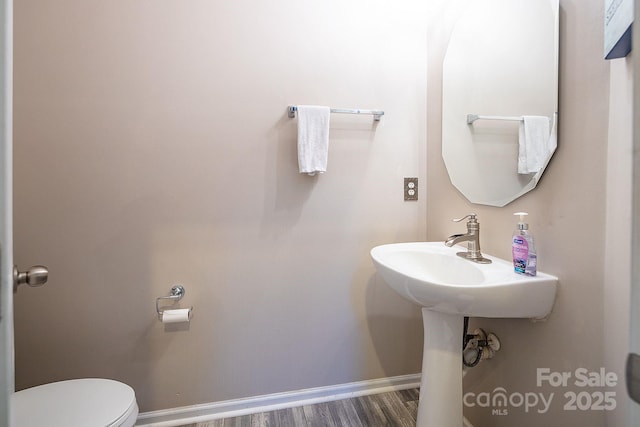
[12,378,138,427]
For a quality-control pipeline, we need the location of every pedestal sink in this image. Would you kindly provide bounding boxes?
[370,242,558,427]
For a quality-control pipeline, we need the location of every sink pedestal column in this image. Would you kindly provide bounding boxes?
[417,308,463,427]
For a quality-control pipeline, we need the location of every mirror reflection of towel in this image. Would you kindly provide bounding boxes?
[297,105,331,176]
[518,116,551,174]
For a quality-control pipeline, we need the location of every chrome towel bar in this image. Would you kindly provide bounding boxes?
[288,106,384,121]
[467,114,524,124]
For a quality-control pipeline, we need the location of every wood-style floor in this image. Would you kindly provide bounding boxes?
[179,388,420,427]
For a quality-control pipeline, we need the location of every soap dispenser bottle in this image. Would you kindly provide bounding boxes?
[512,212,537,276]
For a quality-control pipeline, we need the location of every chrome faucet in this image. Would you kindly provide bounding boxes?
[444,213,492,264]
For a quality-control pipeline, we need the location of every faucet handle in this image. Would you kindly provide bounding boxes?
[452,213,478,223]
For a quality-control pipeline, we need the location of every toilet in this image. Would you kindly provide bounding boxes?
[11,378,138,426]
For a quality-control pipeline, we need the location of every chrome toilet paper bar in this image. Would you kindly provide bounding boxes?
[156,284,186,319]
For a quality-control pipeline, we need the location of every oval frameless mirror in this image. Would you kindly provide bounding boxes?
[442,0,559,207]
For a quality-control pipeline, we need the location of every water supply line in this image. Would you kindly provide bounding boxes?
[462,317,501,368]
[462,317,502,427]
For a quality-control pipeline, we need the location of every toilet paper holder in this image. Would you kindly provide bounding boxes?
[156,285,188,319]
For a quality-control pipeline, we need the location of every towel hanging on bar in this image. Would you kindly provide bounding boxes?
[296,106,331,176]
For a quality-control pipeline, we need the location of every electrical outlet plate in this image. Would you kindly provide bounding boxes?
[404,177,418,201]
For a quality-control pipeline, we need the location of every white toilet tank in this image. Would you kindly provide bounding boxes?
[11,378,138,427]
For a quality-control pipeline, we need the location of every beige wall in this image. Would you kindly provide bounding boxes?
[428,0,628,426]
[12,0,428,412]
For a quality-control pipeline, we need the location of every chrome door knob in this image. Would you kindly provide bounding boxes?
[14,265,49,292]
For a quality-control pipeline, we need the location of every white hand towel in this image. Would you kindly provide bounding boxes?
[518,116,551,174]
[297,105,330,176]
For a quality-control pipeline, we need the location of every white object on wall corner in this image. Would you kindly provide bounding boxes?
[134,373,421,427]
[604,0,633,59]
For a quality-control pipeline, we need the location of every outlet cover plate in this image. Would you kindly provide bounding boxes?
[404,177,418,201]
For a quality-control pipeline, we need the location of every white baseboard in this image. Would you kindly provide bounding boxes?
[135,373,421,427]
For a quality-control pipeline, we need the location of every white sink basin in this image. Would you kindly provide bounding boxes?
[370,241,558,427]
[370,241,557,318]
